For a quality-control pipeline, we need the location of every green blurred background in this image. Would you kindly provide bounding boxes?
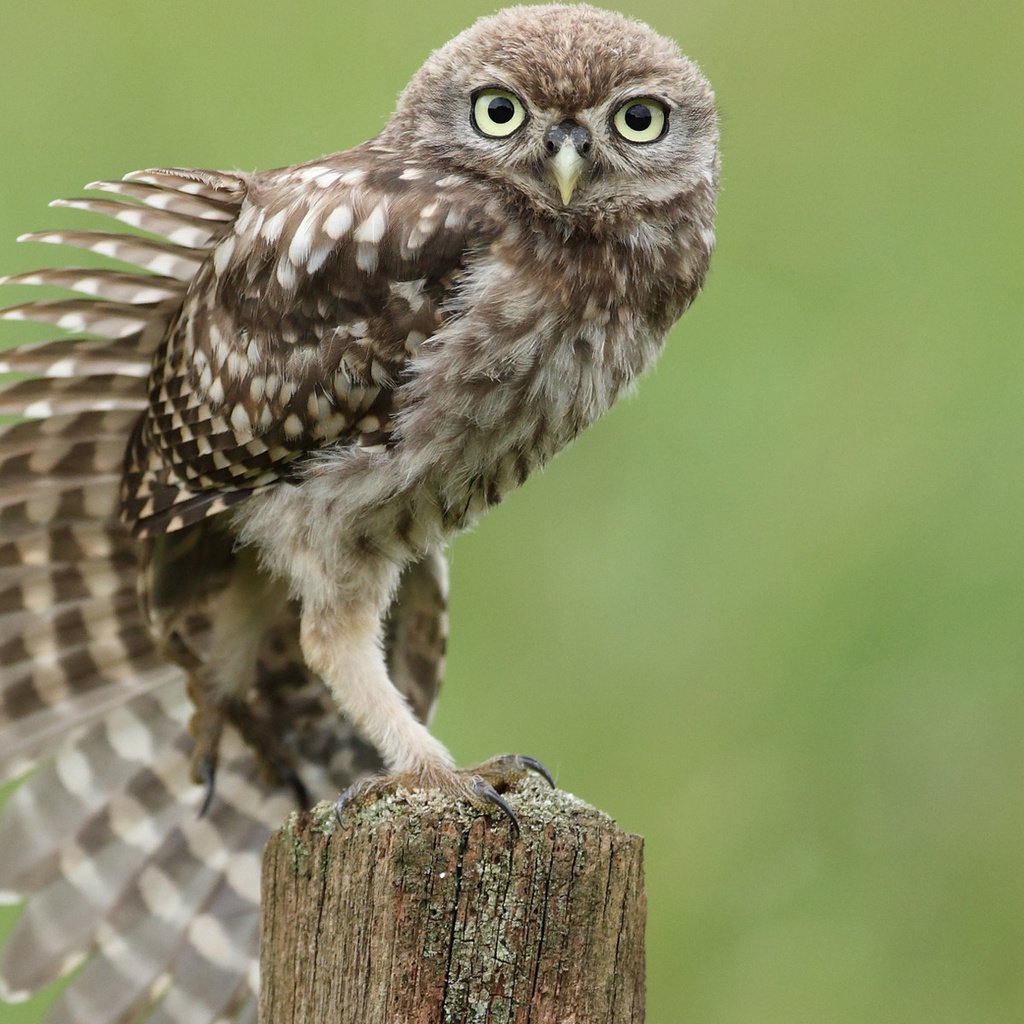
[2,0,1022,1020]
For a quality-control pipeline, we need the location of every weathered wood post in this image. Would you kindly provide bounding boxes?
[259,780,646,1023]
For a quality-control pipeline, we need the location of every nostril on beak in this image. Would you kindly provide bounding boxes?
[544,120,592,158]
[544,123,568,154]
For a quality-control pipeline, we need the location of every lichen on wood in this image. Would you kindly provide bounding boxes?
[260,778,646,1023]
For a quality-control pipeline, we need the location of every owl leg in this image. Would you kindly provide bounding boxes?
[300,599,455,776]
[151,538,304,811]
[300,596,552,833]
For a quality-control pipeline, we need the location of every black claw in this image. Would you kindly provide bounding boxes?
[515,755,555,789]
[473,780,521,838]
[197,757,218,818]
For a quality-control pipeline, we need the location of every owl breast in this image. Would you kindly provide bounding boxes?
[378,232,671,540]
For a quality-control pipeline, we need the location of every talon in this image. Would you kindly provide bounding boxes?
[197,755,218,818]
[514,754,555,789]
[479,753,556,790]
[329,751,551,838]
[470,778,521,837]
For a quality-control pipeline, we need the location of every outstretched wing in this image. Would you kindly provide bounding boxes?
[119,154,479,536]
[0,161,455,1024]
[0,166,246,779]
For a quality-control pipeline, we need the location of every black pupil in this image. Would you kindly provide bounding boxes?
[488,96,515,124]
[625,104,653,132]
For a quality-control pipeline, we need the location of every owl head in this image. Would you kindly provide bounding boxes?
[384,4,718,228]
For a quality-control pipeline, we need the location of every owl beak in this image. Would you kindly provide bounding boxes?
[549,144,586,205]
[544,120,592,205]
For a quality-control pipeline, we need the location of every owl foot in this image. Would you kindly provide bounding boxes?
[187,682,311,815]
[334,753,554,837]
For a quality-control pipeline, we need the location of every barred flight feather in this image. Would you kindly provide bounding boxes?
[0,409,143,449]
[83,180,239,221]
[0,524,127,569]
[48,199,227,250]
[0,483,123,538]
[0,590,140,646]
[0,342,153,378]
[0,299,160,338]
[0,375,148,417]
[0,440,132,483]
[0,268,185,304]
[0,690,192,898]
[15,232,206,283]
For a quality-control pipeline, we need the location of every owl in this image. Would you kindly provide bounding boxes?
[0,5,718,1022]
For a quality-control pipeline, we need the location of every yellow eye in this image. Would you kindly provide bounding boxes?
[472,89,527,138]
[612,99,667,143]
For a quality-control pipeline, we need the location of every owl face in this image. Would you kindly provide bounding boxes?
[387,4,718,227]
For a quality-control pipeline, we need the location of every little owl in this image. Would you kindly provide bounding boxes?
[0,5,718,1022]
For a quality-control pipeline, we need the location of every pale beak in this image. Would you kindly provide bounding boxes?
[549,142,586,205]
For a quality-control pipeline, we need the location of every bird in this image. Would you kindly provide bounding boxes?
[0,4,719,1022]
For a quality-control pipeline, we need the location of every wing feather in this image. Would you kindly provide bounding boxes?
[15,232,206,283]
[0,339,154,378]
[49,198,226,250]
[0,267,185,304]
[121,152,475,535]
[84,179,237,221]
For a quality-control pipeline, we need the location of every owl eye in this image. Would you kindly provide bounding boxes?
[612,99,668,143]
[472,89,528,138]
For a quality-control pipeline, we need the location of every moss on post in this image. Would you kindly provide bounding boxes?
[259,780,646,1023]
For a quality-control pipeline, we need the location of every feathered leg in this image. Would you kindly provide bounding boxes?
[298,548,552,831]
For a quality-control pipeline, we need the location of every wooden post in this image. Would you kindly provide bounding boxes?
[259,780,646,1023]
